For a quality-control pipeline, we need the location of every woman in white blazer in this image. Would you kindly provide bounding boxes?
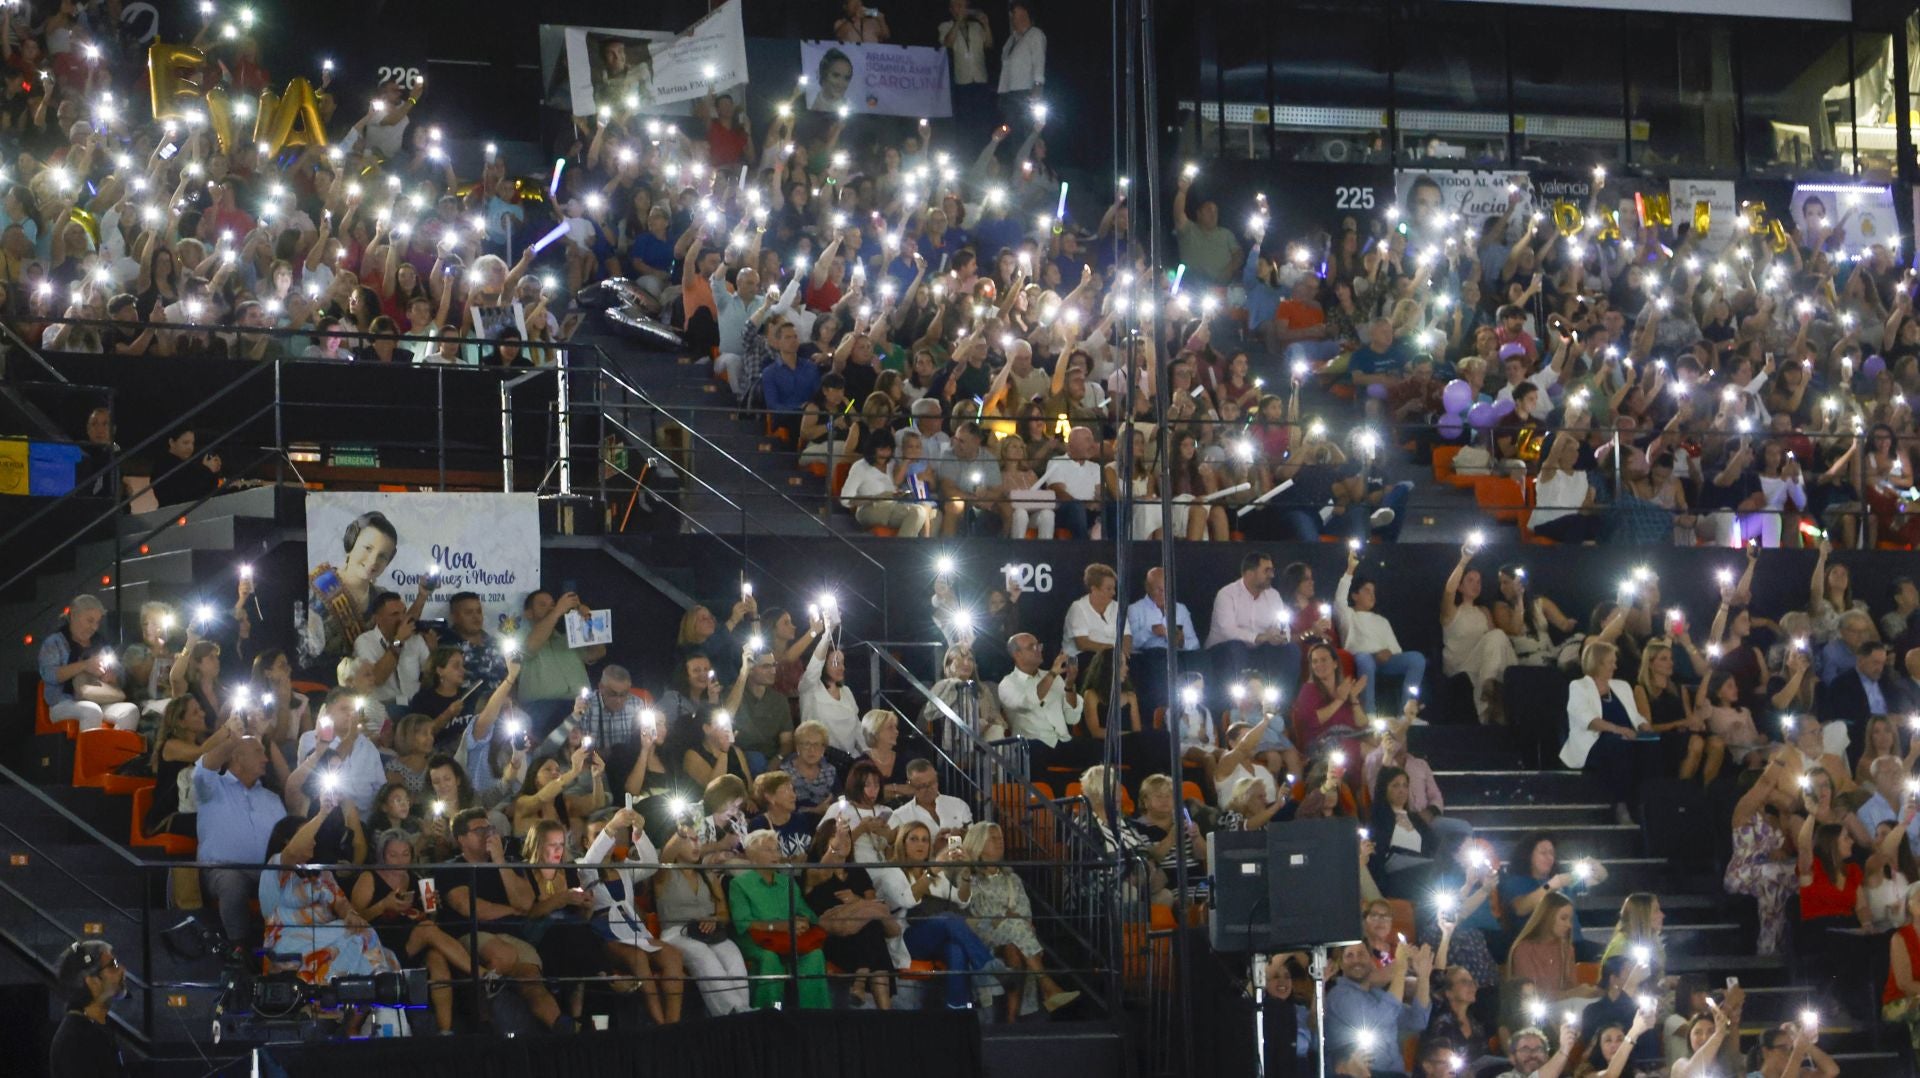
[1559,639,1656,827]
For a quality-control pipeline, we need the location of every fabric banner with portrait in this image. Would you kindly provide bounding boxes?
[298,492,541,664]
[798,41,952,118]
[1791,185,1898,254]
[554,0,748,117]
[1392,169,1531,247]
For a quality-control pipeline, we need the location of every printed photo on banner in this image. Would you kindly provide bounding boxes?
[1393,169,1531,246]
[1791,185,1897,254]
[799,41,952,118]
[1668,179,1737,252]
[553,0,747,116]
[297,492,542,666]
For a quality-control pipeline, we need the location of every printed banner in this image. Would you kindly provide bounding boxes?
[1393,169,1532,247]
[1791,184,1898,255]
[302,492,541,633]
[557,0,748,117]
[1669,178,1737,252]
[799,41,952,118]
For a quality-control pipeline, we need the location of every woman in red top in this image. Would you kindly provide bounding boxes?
[1884,881,1920,1049]
[1794,817,1869,928]
[1290,643,1365,769]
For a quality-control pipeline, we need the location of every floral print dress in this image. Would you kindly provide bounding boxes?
[259,856,402,983]
[1723,814,1796,955]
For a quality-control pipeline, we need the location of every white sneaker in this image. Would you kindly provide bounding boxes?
[1369,508,1396,529]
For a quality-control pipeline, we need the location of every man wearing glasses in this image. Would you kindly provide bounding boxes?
[1750,1023,1836,1078]
[435,808,570,1033]
[51,940,126,1077]
[724,647,795,773]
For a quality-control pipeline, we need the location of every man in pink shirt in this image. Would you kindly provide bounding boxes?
[1205,553,1303,706]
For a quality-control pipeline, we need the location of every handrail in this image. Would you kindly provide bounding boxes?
[594,361,887,582]
[0,360,274,552]
[0,403,279,605]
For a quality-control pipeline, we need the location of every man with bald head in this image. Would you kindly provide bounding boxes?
[1036,426,1103,539]
[193,719,287,948]
[1125,567,1199,715]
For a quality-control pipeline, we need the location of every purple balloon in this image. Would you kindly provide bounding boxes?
[1441,378,1472,415]
[1367,382,1389,400]
[1491,397,1516,419]
[1467,401,1496,429]
[1438,413,1464,440]
[1547,382,1565,402]
[1864,354,1888,379]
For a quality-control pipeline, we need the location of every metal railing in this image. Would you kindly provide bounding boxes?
[0,760,1127,1058]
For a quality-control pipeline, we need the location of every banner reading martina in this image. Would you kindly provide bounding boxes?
[298,492,541,663]
[799,41,951,118]
[558,0,747,116]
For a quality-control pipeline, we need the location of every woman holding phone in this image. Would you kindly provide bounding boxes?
[350,829,476,1034]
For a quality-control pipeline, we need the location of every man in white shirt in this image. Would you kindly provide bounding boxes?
[998,633,1100,774]
[1036,426,1101,539]
[1125,566,1199,716]
[996,0,1046,127]
[896,397,952,460]
[938,0,994,132]
[353,592,432,707]
[889,759,974,842]
[1205,553,1302,707]
[1333,551,1426,714]
[1857,755,1920,857]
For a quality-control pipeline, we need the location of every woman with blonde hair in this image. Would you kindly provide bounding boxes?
[871,819,1004,1010]
[1599,892,1666,975]
[856,709,912,799]
[962,821,1081,1017]
[1632,639,1712,782]
[1561,639,1654,827]
[920,643,1007,749]
[1504,890,1594,1001]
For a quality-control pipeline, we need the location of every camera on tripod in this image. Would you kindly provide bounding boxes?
[246,968,431,1017]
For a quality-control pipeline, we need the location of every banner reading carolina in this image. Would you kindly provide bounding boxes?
[799,41,952,119]
[557,0,747,116]
[298,492,541,663]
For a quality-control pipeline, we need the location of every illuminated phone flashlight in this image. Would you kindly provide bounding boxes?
[641,709,659,737]
[836,103,850,120]
[98,649,116,670]
[1370,718,1387,736]
[1575,860,1594,881]
[1714,568,1733,587]
[1354,1029,1377,1053]
[1180,686,1200,709]
[1261,686,1281,708]
[231,687,252,710]
[1466,530,1485,550]
[194,604,215,626]
[1229,683,1247,704]
[1330,750,1347,769]
[950,610,973,634]
[1525,999,1547,1023]
[1637,994,1656,1012]
[1356,827,1369,841]
[1797,773,1812,791]
[504,719,524,742]
[320,770,340,794]
[1275,608,1293,629]
[500,638,520,657]
[1779,714,1795,735]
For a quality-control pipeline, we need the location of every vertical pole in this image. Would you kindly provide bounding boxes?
[556,348,573,498]
[272,359,284,492]
[501,382,515,493]
[436,366,447,491]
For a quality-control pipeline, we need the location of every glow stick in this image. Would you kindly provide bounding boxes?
[549,158,566,201]
[529,222,570,255]
[1055,181,1068,221]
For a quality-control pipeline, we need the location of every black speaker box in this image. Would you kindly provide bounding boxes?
[1209,817,1364,951]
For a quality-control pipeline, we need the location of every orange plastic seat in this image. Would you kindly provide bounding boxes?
[867,526,898,537]
[74,728,146,789]
[35,687,78,739]
[1181,781,1206,805]
[130,785,196,856]
[1432,445,1473,488]
[1472,475,1525,523]
[1574,961,1600,986]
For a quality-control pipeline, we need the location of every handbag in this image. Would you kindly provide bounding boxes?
[684,919,731,944]
[749,925,826,954]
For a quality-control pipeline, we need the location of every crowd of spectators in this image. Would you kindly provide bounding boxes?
[16,0,1920,1070]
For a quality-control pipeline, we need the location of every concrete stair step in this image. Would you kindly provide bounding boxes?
[1432,770,1605,804]
[33,549,202,603]
[116,483,278,538]
[1472,823,1642,858]
[1448,803,1614,827]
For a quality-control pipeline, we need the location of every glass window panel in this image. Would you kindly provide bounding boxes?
[1249,5,1392,164]
[1390,9,1508,167]
[1845,30,1896,180]
[1509,12,1626,171]
[1739,21,1855,177]
[1627,18,1737,173]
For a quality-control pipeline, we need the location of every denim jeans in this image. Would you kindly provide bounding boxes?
[1351,650,1428,712]
[902,914,994,1007]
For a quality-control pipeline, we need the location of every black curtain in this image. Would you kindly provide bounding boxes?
[262,1009,982,1078]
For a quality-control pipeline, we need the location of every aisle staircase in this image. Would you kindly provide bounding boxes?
[1421,725,1904,1075]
